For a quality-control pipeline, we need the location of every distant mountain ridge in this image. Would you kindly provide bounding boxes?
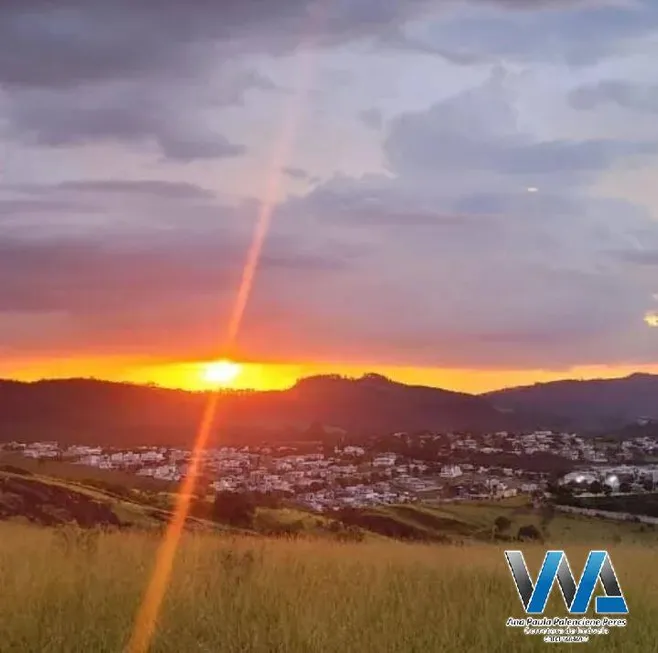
[0,374,517,445]
[0,372,656,445]
[282,373,515,433]
[484,372,658,430]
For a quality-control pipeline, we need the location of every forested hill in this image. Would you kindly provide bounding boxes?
[0,374,517,446]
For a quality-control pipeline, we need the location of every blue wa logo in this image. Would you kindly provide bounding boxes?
[505,550,629,615]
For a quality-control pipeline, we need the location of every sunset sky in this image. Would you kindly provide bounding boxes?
[1,0,658,394]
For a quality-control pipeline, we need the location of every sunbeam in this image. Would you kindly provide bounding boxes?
[124,5,328,653]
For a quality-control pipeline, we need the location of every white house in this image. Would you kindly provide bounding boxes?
[373,453,397,467]
[440,464,463,478]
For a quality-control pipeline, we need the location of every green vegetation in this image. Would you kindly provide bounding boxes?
[1,522,656,652]
[334,498,658,545]
[565,493,658,518]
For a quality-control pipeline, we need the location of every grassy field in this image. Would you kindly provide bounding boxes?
[2,461,657,650]
[0,522,656,652]
[340,497,658,545]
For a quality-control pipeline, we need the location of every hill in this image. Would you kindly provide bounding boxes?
[280,373,513,432]
[0,464,224,532]
[0,458,364,541]
[485,373,658,430]
[2,372,657,446]
[0,375,517,446]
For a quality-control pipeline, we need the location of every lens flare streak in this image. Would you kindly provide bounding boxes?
[125,6,327,653]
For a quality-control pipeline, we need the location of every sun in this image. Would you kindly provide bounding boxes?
[201,359,242,387]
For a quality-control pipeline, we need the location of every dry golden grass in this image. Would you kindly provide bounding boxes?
[0,522,655,652]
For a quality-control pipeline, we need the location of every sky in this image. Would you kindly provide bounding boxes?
[1,0,658,393]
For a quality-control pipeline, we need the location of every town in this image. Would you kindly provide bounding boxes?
[3,426,658,512]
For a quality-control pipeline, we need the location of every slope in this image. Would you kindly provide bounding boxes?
[485,373,658,430]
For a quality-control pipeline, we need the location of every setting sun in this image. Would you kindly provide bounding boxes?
[201,359,243,387]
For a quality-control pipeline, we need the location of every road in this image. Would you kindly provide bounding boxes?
[555,504,658,525]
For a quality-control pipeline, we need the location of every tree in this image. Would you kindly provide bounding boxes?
[494,515,512,535]
[517,524,542,541]
[603,484,613,496]
[552,484,573,505]
[643,478,654,492]
[589,480,603,494]
[545,481,560,496]
[619,481,632,494]
[212,491,255,528]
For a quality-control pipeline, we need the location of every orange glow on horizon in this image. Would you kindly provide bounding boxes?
[200,359,242,387]
[5,357,658,395]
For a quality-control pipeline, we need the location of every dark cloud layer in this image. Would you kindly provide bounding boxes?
[382,72,658,183]
[421,1,658,67]
[3,82,247,161]
[273,73,658,367]
[52,180,218,200]
[570,80,658,114]
[2,70,647,369]
[0,0,437,88]
[0,1,610,91]
[1,1,644,160]
[0,179,361,358]
[1,1,657,369]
